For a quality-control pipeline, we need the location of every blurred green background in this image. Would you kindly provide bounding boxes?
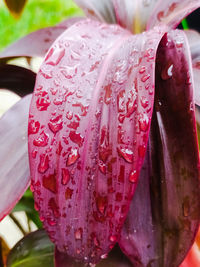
[0,0,83,51]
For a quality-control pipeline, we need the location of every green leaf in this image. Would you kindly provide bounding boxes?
[7,230,54,267]
[4,0,27,18]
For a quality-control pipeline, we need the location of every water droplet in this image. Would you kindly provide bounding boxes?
[46,48,65,66]
[141,74,150,82]
[31,149,37,159]
[65,187,73,200]
[67,121,79,130]
[36,90,50,111]
[98,161,106,174]
[75,228,83,240]
[161,63,173,80]
[62,168,70,185]
[101,254,108,259]
[61,65,78,79]
[109,235,117,242]
[139,66,146,74]
[48,198,59,218]
[38,154,49,173]
[117,147,133,163]
[117,90,125,112]
[96,195,108,215]
[138,113,149,132]
[129,170,138,183]
[104,84,112,105]
[47,218,56,226]
[182,199,190,217]
[140,96,149,108]
[48,115,63,133]
[66,111,73,120]
[126,91,137,117]
[33,131,49,147]
[66,148,80,166]
[56,142,63,155]
[28,120,40,135]
[42,172,57,193]
[69,131,84,147]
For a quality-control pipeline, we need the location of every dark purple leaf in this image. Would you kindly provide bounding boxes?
[0,17,84,60]
[28,19,166,264]
[55,245,132,267]
[0,94,31,221]
[147,0,200,30]
[0,64,36,96]
[4,0,27,18]
[119,30,200,267]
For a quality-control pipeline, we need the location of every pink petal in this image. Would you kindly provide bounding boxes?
[119,30,200,267]
[0,94,31,221]
[112,0,158,33]
[184,30,200,106]
[0,17,84,60]
[28,19,167,264]
[74,0,116,23]
[147,0,200,30]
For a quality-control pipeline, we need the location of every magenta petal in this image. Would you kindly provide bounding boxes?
[119,30,200,267]
[28,19,167,263]
[147,0,200,30]
[0,94,31,221]
[0,17,84,60]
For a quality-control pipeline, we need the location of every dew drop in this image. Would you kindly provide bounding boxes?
[129,170,138,183]
[61,65,78,79]
[98,161,106,174]
[66,111,73,120]
[109,235,117,242]
[140,96,149,108]
[48,198,59,218]
[96,195,108,215]
[28,120,40,135]
[33,131,49,147]
[75,228,83,240]
[104,84,112,105]
[65,187,73,200]
[42,172,57,193]
[48,115,63,133]
[161,63,173,80]
[62,168,70,185]
[46,48,65,66]
[38,154,49,173]
[66,148,80,166]
[141,74,150,82]
[139,66,146,74]
[69,131,84,147]
[47,218,56,226]
[138,113,149,132]
[101,254,108,259]
[117,90,125,112]
[117,147,133,163]
[36,90,51,111]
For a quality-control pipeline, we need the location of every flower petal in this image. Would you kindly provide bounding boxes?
[74,0,116,23]
[112,0,158,33]
[184,30,200,106]
[119,30,200,267]
[147,0,200,30]
[0,17,84,60]
[0,94,31,221]
[0,65,36,96]
[28,20,167,264]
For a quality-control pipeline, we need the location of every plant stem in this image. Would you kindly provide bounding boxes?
[9,213,27,236]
